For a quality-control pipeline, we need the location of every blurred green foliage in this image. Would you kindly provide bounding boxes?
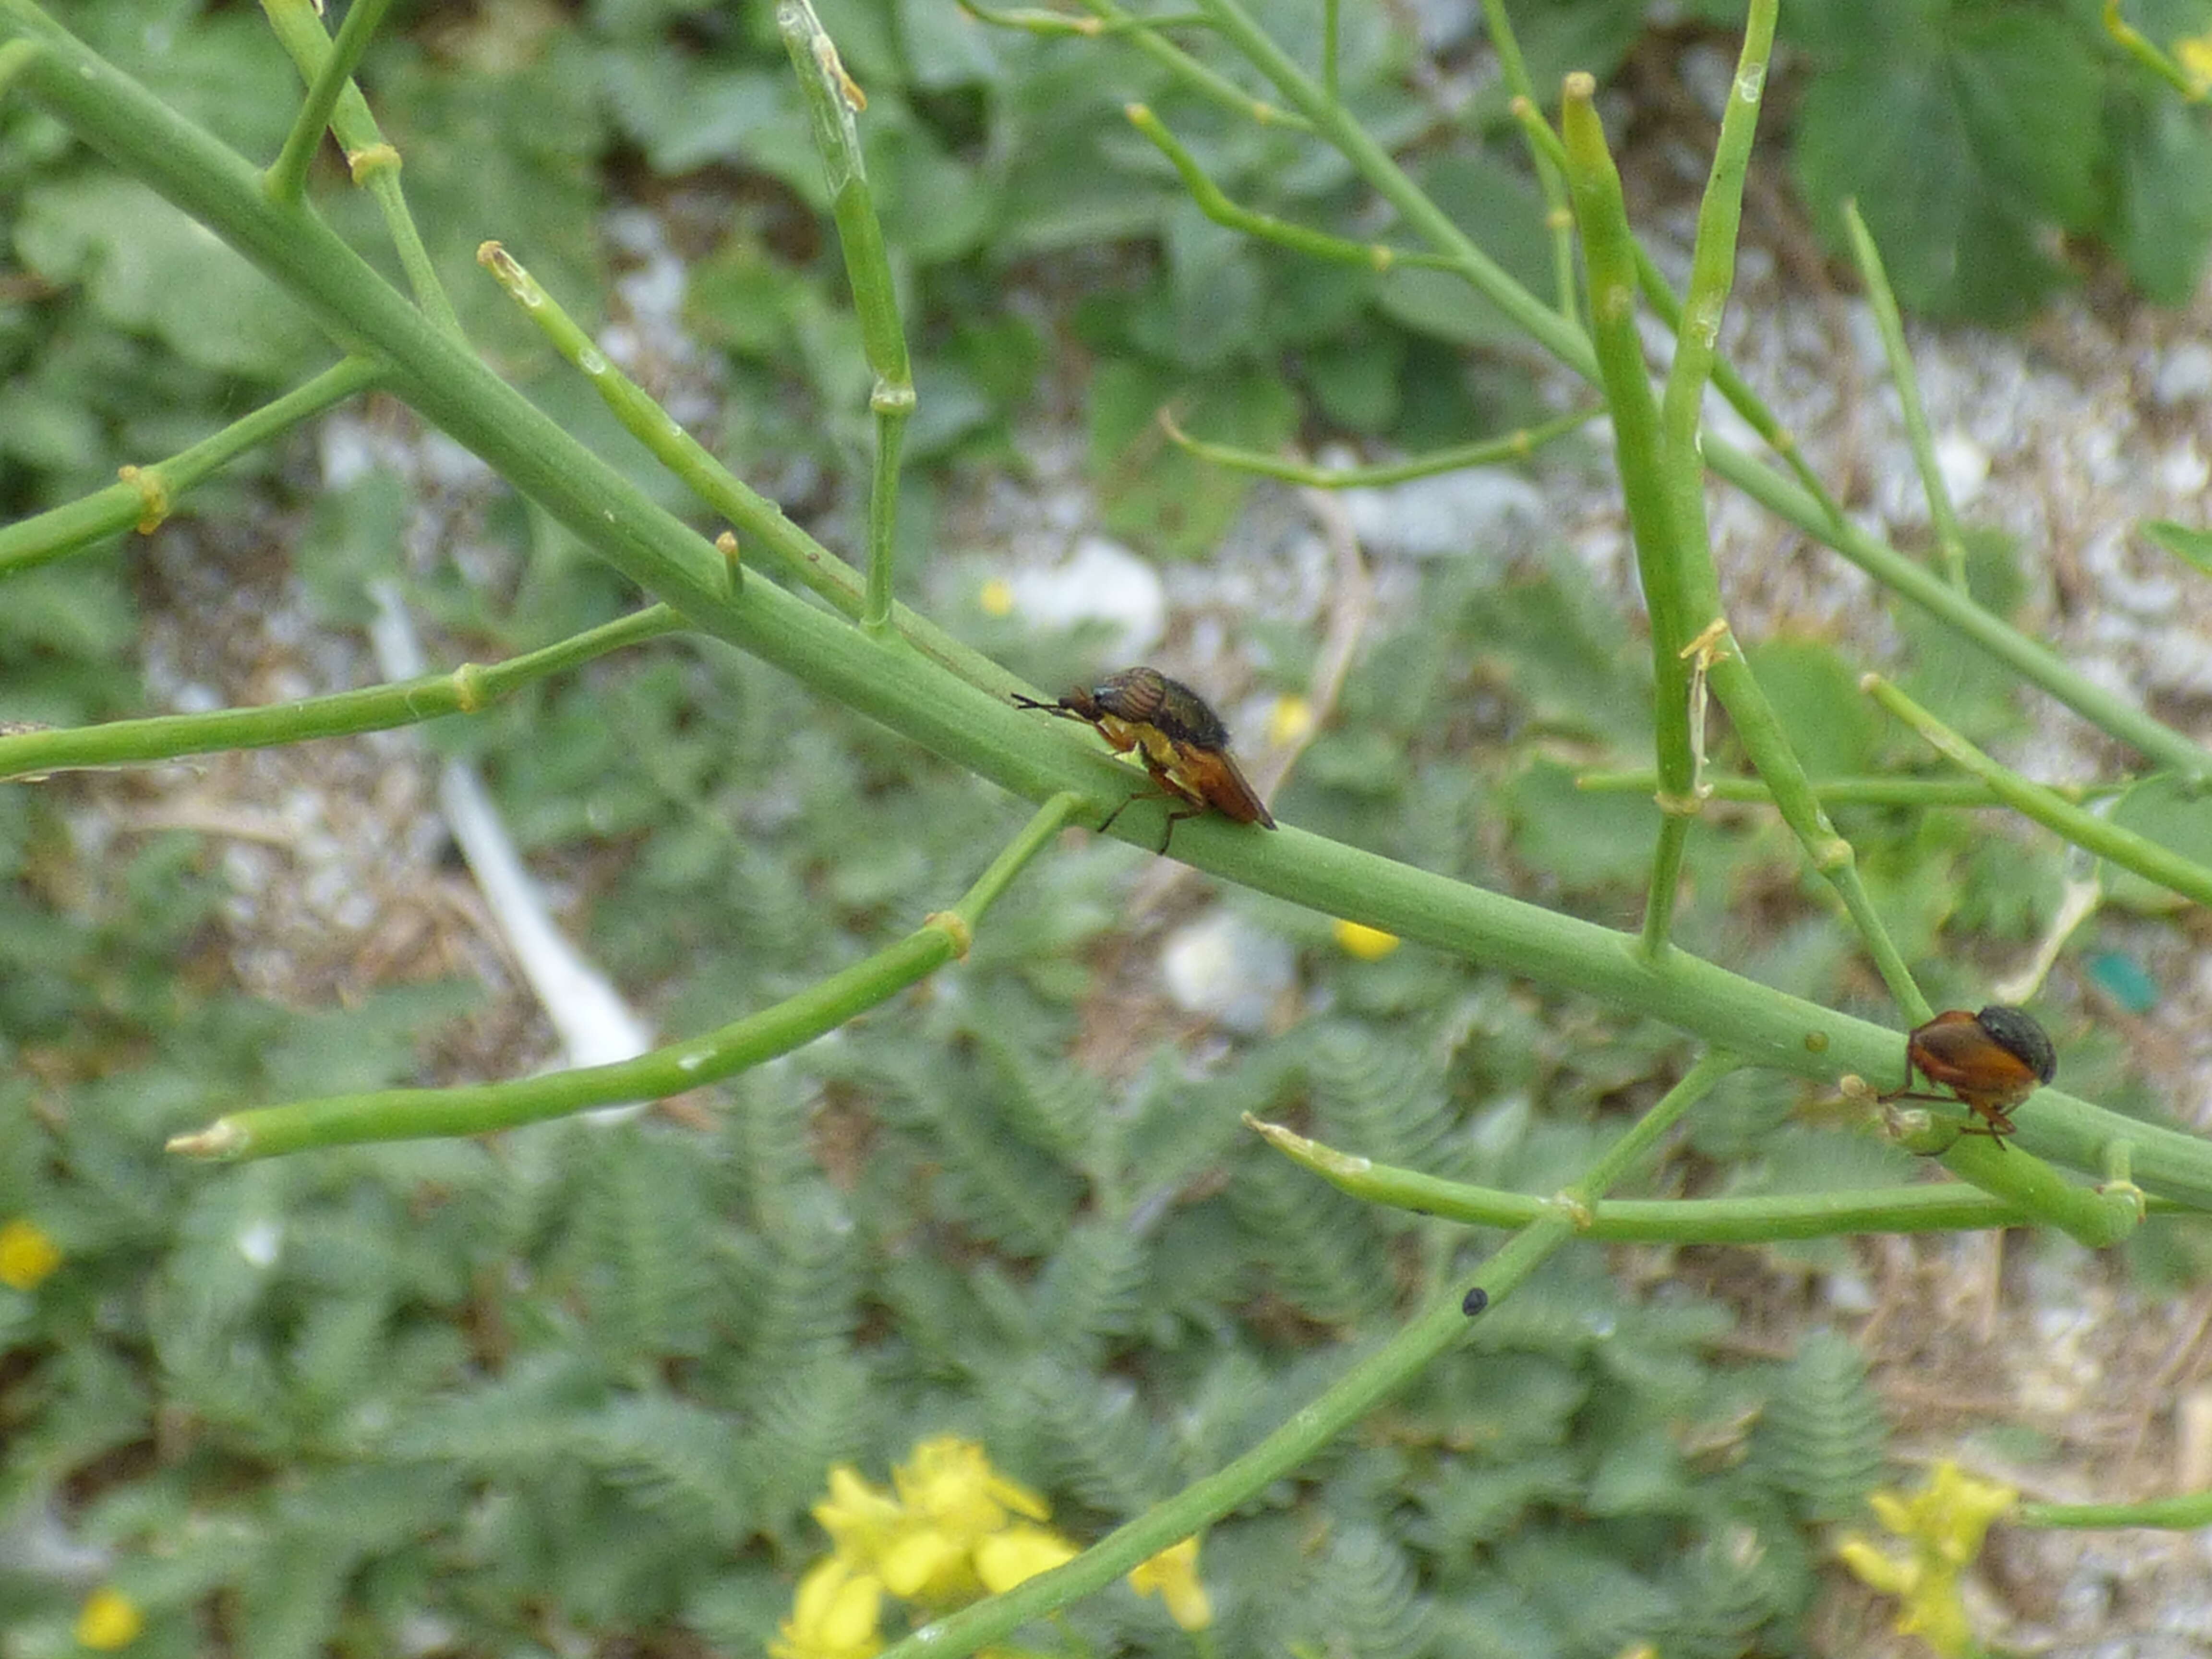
[5,0,2209,1654]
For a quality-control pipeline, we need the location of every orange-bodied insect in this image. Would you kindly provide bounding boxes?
[1879,1005,2056,1149]
[1014,666,1276,853]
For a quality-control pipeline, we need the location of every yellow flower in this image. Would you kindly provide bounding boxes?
[1129,1536,1212,1631]
[0,1218,62,1291]
[896,1437,1050,1534]
[813,1466,905,1560]
[1332,919,1401,961]
[973,1524,1079,1592]
[771,1557,884,1659]
[2177,31,2212,95]
[74,1587,143,1651]
[1266,695,1315,747]
[1837,1461,2017,1658]
[979,578,1015,617]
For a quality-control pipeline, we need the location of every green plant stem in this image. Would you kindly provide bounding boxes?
[1557,76,1697,962]
[958,2,1212,34]
[0,606,681,781]
[1249,1114,2182,1238]
[15,6,2209,1225]
[2100,0,2205,101]
[168,792,1083,1157]
[264,0,397,205]
[1576,770,2124,809]
[1126,102,1458,271]
[1183,0,2211,787]
[261,0,458,332]
[777,0,912,637]
[1475,2,1575,316]
[473,242,1009,693]
[1863,674,2212,909]
[0,357,384,577]
[880,1055,1738,1659]
[1032,0,1314,131]
[2018,1490,2212,1529]
[1159,403,1595,486]
[1566,36,1927,1021]
[1507,95,1843,527]
[1843,201,1965,589]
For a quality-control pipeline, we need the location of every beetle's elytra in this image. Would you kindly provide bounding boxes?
[1879,1005,2056,1148]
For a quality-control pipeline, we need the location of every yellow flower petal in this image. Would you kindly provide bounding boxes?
[0,1218,63,1291]
[1267,695,1315,748]
[74,1587,143,1651]
[974,1525,1079,1592]
[1834,1535,1917,1597]
[879,1528,971,1601]
[896,1437,1049,1534]
[772,1558,884,1659]
[1129,1536,1213,1631]
[1332,919,1401,961]
[2178,33,2212,96]
[813,1466,905,1566]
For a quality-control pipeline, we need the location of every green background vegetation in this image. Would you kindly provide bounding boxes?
[5,0,2212,1655]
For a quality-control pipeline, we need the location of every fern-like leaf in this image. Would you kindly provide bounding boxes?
[566,1125,718,1366]
[1279,1521,1435,1659]
[733,1178,861,1386]
[573,1392,755,1542]
[745,1351,876,1542]
[1298,1019,1455,1170]
[1225,1152,1394,1325]
[996,1355,1173,1517]
[1030,1215,1148,1361]
[1751,1328,1887,1523]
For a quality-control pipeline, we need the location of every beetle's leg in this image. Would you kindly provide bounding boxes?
[1157,806,1203,855]
[1094,793,1141,837]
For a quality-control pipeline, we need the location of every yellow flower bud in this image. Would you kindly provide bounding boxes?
[0,1218,62,1291]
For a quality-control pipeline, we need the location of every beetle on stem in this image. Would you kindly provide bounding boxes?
[1878,1005,2056,1150]
[1014,666,1275,854]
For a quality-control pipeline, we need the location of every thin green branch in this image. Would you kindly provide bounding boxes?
[1575,770,2126,809]
[1843,201,1966,589]
[1507,94,1843,527]
[0,606,681,782]
[1562,24,1924,1018]
[1159,403,1594,486]
[1127,102,1457,271]
[2101,0,2208,101]
[261,0,458,332]
[2018,1490,2212,1530]
[473,243,1009,693]
[263,0,397,205]
[956,0,1210,36]
[0,357,384,577]
[1476,2,1576,317]
[168,792,1083,1158]
[778,0,912,637]
[1863,675,2212,910]
[1057,0,1314,131]
[1558,74,1697,961]
[1250,1113,2183,1239]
